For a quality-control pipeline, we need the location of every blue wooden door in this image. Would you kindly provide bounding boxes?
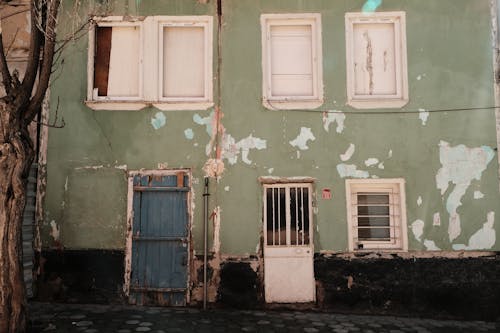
[130,174,189,306]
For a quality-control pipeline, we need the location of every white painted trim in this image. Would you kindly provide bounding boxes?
[259,176,315,184]
[87,16,214,111]
[345,178,408,252]
[87,18,144,101]
[153,102,214,111]
[261,13,323,110]
[124,168,192,305]
[85,101,148,111]
[157,16,214,104]
[345,11,409,109]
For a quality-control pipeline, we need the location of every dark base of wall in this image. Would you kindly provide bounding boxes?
[217,261,260,308]
[36,249,125,304]
[314,254,500,321]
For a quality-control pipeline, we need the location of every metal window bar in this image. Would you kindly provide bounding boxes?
[265,184,312,247]
[272,188,276,246]
[353,191,400,243]
[301,187,305,245]
[294,187,299,245]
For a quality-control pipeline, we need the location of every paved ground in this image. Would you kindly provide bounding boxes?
[29,302,498,333]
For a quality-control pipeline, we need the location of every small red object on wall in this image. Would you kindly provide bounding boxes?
[322,189,332,200]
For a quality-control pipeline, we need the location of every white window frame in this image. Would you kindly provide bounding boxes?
[261,13,323,110]
[345,12,408,109]
[86,16,213,111]
[345,178,408,252]
[86,17,145,106]
[263,182,313,247]
[157,16,213,105]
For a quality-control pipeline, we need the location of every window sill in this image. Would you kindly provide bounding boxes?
[263,99,323,111]
[347,98,409,109]
[85,100,214,111]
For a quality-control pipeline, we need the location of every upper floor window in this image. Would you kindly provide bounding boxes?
[345,12,408,109]
[87,16,213,111]
[261,13,323,110]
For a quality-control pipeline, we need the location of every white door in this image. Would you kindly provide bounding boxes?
[263,183,315,303]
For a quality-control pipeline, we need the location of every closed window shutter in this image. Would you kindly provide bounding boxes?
[163,27,205,98]
[270,25,313,97]
[352,22,397,96]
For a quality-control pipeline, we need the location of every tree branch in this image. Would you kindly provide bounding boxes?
[20,0,42,98]
[0,31,13,95]
[25,0,60,123]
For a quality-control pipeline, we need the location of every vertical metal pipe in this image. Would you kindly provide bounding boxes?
[203,177,209,310]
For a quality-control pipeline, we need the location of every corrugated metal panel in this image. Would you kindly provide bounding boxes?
[22,163,37,298]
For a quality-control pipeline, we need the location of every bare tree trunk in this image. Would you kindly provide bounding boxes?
[0,98,34,333]
[0,1,60,331]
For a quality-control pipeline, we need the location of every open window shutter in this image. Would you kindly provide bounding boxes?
[106,26,140,97]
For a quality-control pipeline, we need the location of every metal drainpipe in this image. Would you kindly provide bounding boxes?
[203,177,210,310]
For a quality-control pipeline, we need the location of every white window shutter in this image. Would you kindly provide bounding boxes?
[107,26,140,97]
[162,26,205,98]
[270,25,314,97]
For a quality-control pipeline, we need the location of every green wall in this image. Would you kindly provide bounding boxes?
[44,0,499,253]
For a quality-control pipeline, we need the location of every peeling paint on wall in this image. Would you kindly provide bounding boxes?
[75,165,104,170]
[203,158,225,179]
[452,212,496,250]
[194,110,267,167]
[340,144,355,162]
[336,164,370,178]
[194,111,216,155]
[223,134,267,165]
[378,162,384,169]
[435,141,494,241]
[290,127,316,150]
[267,168,274,174]
[224,186,230,192]
[417,196,423,206]
[151,112,166,130]
[423,239,441,251]
[193,112,214,136]
[49,220,60,241]
[323,110,346,133]
[364,158,379,167]
[362,0,382,13]
[418,108,430,125]
[474,190,485,199]
[184,128,194,140]
[211,206,221,254]
[433,212,441,226]
[411,219,425,242]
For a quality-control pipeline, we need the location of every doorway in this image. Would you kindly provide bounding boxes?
[125,170,191,306]
[262,183,315,303]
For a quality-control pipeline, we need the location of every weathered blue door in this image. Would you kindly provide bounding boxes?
[129,173,189,306]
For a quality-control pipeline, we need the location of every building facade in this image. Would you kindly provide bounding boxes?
[27,0,500,319]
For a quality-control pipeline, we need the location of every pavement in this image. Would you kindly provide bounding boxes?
[29,302,498,333]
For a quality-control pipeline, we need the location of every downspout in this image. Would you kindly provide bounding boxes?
[492,0,500,190]
[202,177,210,310]
[202,0,222,311]
[214,0,223,161]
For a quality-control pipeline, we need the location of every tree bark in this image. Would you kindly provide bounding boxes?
[0,1,60,331]
[0,97,34,333]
